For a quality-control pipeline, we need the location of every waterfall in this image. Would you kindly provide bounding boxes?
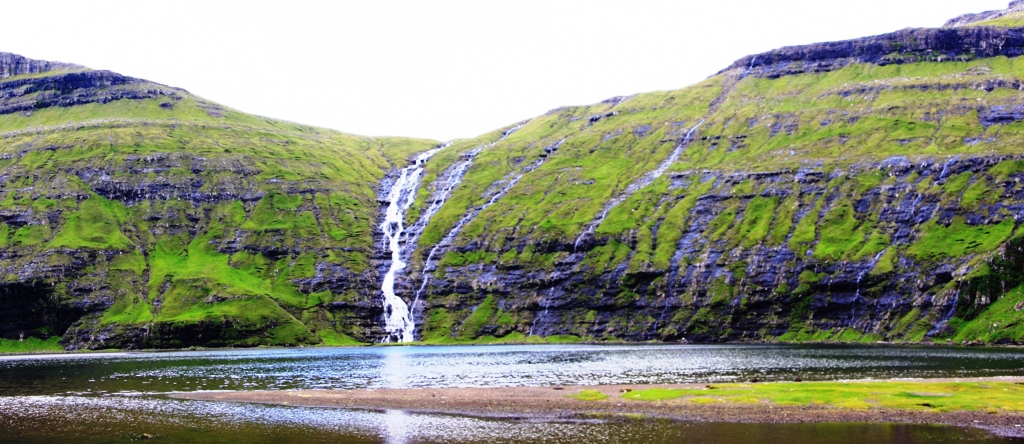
[379,147,444,343]
[574,119,704,251]
[379,122,527,342]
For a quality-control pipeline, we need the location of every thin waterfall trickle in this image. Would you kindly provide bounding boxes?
[938,156,960,180]
[379,147,443,343]
[854,250,887,299]
[930,280,963,336]
[413,137,564,310]
[574,119,705,251]
[404,122,529,244]
[743,55,758,78]
[529,291,552,337]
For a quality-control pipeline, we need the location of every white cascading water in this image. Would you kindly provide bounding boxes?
[379,147,443,343]
[574,119,705,251]
[854,250,887,299]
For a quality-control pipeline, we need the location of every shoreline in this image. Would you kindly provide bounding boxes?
[2,339,1023,358]
[173,378,1024,438]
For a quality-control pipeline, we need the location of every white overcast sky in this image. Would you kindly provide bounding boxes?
[0,0,1009,141]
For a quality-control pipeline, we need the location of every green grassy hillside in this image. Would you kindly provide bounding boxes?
[0,53,437,350]
[402,26,1024,345]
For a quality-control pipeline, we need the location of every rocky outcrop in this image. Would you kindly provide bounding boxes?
[0,70,180,115]
[724,27,1024,80]
[945,1,1024,28]
[0,52,81,79]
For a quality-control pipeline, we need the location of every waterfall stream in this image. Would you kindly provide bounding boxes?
[379,148,443,343]
[378,123,527,343]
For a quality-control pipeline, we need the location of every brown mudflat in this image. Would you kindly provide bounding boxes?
[174,378,1024,438]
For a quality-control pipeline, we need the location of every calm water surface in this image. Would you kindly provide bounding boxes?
[1,344,1022,443]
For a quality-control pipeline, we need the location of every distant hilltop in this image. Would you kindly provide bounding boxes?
[945,0,1024,27]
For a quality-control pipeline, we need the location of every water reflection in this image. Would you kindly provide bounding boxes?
[383,409,411,444]
[0,395,1018,443]
[381,346,413,388]
[2,344,1024,397]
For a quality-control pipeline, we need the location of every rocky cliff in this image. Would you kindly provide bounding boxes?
[4,3,1024,352]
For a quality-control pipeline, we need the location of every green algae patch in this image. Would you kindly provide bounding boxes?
[622,388,691,401]
[316,329,364,346]
[813,200,867,261]
[545,334,582,344]
[457,295,496,339]
[788,199,821,254]
[967,11,1024,28]
[736,196,778,248]
[0,336,63,353]
[622,381,1024,412]
[570,390,609,401]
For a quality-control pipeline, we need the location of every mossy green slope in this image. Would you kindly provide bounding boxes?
[404,25,1024,344]
[621,381,1024,413]
[0,54,438,349]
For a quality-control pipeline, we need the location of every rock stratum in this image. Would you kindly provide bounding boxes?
[4,3,1024,351]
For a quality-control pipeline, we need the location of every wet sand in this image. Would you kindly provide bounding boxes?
[174,377,1024,438]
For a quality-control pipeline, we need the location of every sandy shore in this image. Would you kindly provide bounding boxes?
[174,378,1024,437]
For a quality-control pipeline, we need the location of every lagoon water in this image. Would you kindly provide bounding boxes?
[1,344,1023,443]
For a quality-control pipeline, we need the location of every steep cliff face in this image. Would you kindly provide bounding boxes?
[6,3,1024,352]
[725,27,1024,79]
[0,52,81,79]
[0,53,438,350]
[393,9,1024,345]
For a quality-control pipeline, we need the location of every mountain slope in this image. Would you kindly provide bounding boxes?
[7,2,1024,352]
[394,4,1024,345]
[0,52,438,350]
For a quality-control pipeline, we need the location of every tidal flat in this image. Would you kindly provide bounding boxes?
[3,344,1024,442]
